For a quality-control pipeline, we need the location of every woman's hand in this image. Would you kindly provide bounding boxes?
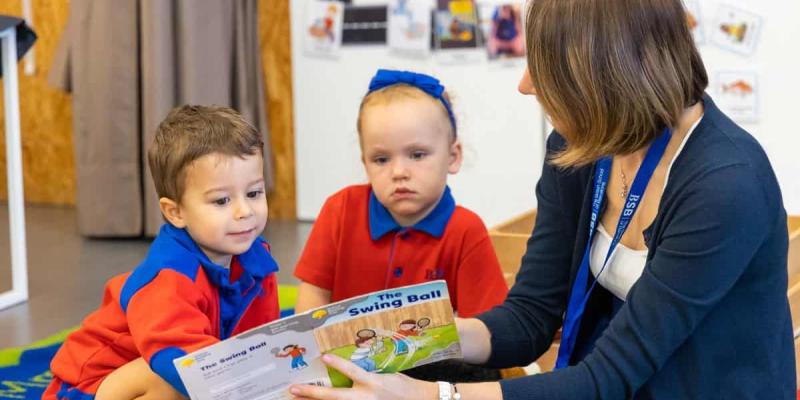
[289,354,438,400]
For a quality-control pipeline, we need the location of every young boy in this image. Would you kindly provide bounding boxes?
[294,69,508,318]
[43,105,279,400]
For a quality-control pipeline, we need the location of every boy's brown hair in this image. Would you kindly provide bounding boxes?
[148,105,264,202]
[526,0,708,167]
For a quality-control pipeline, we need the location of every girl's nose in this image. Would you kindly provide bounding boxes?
[391,160,410,180]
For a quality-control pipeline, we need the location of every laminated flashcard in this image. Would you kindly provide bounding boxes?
[387,0,433,56]
[341,5,388,45]
[484,3,525,61]
[434,0,480,50]
[710,4,763,56]
[304,1,345,57]
[713,71,759,123]
[684,0,704,45]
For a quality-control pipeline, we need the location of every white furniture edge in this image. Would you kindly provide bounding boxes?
[0,26,29,310]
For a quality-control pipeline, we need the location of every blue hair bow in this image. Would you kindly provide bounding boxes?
[367,69,457,136]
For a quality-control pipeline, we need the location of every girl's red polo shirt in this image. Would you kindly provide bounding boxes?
[294,184,507,317]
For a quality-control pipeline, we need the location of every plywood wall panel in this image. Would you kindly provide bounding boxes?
[0,0,75,205]
[0,0,297,212]
[260,0,297,219]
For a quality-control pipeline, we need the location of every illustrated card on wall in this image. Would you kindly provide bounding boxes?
[304,1,345,57]
[713,71,759,123]
[710,4,762,56]
[342,5,388,45]
[483,3,525,61]
[434,0,480,50]
[684,0,704,45]
[387,0,433,57]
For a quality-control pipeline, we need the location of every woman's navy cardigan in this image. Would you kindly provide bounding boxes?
[477,95,795,399]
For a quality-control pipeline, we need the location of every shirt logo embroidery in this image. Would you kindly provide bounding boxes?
[425,268,445,280]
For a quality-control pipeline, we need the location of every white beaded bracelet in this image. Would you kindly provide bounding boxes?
[437,381,453,400]
[452,383,462,400]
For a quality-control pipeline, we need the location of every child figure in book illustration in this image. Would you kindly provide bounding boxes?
[392,317,429,355]
[276,344,310,371]
[350,329,386,372]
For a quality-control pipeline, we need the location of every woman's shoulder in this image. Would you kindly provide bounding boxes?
[678,94,774,178]
[666,95,783,219]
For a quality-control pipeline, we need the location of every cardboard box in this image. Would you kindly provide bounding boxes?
[489,210,536,287]
[788,215,800,277]
[787,216,800,328]
[785,216,800,385]
[489,209,560,371]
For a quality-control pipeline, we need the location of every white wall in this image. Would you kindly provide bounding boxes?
[291,0,800,224]
[291,0,545,226]
[694,0,800,214]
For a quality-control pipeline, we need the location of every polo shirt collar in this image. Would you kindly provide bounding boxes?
[160,223,278,285]
[368,186,456,240]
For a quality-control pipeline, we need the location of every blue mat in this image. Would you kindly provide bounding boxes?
[0,342,60,400]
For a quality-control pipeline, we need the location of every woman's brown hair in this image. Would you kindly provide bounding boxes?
[526,0,708,167]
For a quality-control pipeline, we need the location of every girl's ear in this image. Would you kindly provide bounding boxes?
[448,140,463,174]
[159,197,186,228]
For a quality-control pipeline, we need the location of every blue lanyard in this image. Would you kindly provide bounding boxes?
[555,128,672,369]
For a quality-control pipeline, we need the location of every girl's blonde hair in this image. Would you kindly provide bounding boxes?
[356,84,456,142]
[526,0,707,167]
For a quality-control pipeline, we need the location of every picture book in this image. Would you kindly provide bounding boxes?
[174,280,461,400]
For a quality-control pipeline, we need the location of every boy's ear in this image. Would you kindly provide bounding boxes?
[447,140,463,174]
[159,197,186,228]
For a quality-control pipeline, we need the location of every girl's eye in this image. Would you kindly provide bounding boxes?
[373,156,389,165]
[213,197,230,206]
[247,190,264,199]
[410,151,427,160]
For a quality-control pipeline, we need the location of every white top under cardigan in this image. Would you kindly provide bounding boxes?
[590,116,703,300]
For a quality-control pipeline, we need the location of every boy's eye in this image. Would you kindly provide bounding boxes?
[247,189,264,199]
[410,151,427,160]
[213,197,230,206]
[373,156,389,165]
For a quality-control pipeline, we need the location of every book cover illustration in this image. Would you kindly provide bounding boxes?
[313,284,461,386]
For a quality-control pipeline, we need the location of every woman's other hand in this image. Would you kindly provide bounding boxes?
[456,317,493,364]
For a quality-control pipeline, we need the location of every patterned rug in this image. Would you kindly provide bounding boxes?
[0,285,297,400]
[0,329,70,400]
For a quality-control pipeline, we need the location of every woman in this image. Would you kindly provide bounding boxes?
[290,0,795,398]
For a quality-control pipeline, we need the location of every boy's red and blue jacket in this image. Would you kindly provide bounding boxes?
[47,224,280,397]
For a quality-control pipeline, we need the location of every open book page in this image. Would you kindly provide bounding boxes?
[174,280,461,400]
